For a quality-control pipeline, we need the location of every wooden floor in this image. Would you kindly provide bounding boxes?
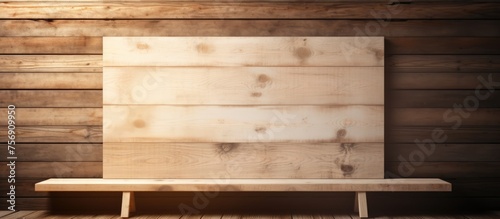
[1,211,499,219]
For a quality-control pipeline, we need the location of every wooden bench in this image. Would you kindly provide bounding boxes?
[35,178,451,218]
[36,37,451,219]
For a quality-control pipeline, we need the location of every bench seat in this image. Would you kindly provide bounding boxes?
[35,178,451,218]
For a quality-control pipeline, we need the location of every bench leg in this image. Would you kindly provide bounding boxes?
[121,192,135,218]
[355,192,368,218]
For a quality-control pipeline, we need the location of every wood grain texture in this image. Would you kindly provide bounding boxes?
[35,178,450,192]
[0,37,102,54]
[103,67,383,105]
[0,90,102,107]
[0,126,102,143]
[391,90,500,108]
[386,162,500,178]
[0,108,102,125]
[387,55,500,73]
[2,20,500,37]
[103,105,384,143]
[2,2,499,19]
[0,73,102,89]
[103,143,383,179]
[103,37,384,67]
[389,127,500,143]
[386,144,500,162]
[390,73,500,90]
[0,162,102,178]
[387,37,500,55]
[391,108,500,126]
[0,144,102,162]
[0,55,101,73]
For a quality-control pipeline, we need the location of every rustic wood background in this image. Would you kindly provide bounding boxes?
[1,0,500,213]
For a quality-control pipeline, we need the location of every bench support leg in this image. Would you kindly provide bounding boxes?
[355,192,368,218]
[121,192,135,218]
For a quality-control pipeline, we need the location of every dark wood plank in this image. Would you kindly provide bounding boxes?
[386,144,500,162]
[0,144,102,162]
[389,127,500,143]
[386,162,500,178]
[0,55,101,73]
[391,90,500,108]
[0,108,102,125]
[0,90,102,108]
[0,162,102,178]
[391,73,500,90]
[0,126,102,143]
[387,37,500,55]
[2,2,499,19]
[0,37,101,54]
[387,55,500,73]
[1,20,499,37]
[391,108,500,126]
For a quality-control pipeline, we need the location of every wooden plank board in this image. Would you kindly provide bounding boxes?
[2,20,500,37]
[390,73,500,90]
[0,108,102,125]
[0,162,102,178]
[389,127,500,143]
[0,126,102,143]
[386,162,500,178]
[391,108,500,126]
[387,37,500,55]
[0,144,102,162]
[103,105,384,143]
[391,90,500,108]
[103,67,383,105]
[103,37,383,67]
[103,143,383,179]
[386,144,500,162]
[0,37,101,54]
[0,90,102,107]
[387,55,500,73]
[0,55,101,73]
[2,2,499,19]
[0,73,102,89]
[34,178,451,192]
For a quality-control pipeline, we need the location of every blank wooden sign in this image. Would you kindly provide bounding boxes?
[103,37,384,179]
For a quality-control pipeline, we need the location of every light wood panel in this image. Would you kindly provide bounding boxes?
[103,105,384,143]
[103,37,383,67]
[2,2,499,19]
[103,67,383,105]
[0,73,102,89]
[103,143,383,179]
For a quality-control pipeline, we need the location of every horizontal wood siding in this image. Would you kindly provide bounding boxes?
[0,0,499,212]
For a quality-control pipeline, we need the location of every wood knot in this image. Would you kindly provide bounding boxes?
[196,43,214,54]
[337,129,347,138]
[340,164,354,174]
[251,92,262,97]
[256,74,271,88]
[293,47,312,61]
[341,143,354,150]
[136,43,150,50]
[219,143,237,153]
[255,126,267,134]
[133,120,146,128]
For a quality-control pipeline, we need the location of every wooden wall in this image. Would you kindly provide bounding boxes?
[1,0,500,213]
